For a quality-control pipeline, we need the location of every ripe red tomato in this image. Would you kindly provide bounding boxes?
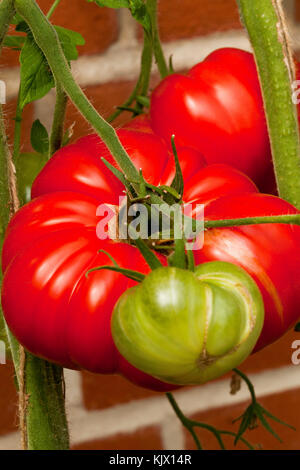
[2,129,300,390]
[150,48,274,192]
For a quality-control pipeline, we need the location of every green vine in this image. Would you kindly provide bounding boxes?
[237,0,300,209]
[233,369,295,444]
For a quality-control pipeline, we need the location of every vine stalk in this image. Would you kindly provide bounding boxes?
[237,0,300,209]
[0,0,69,450]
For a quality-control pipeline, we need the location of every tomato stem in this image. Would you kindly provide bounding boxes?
[166,392,254,450]
[0,1,69,450]
[147,0,169,79]
[203,213,300,230]
[12,90,23,164]
[237,0,300,209]
[46,0,61,19]
[108,27,153,123]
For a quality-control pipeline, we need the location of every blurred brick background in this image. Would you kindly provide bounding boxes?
[1,0,300,450]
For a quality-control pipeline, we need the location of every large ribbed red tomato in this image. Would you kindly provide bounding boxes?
[1,128,300,390]
[150,48,275,192]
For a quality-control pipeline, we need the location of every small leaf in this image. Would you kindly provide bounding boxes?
[19,25,84,108]
[3,36,25,50]
[129,0,151,32]
[261,405,295,431]
[15,152,48,205]
[255,406,282,443]
[134,237,163,270]
[30,120,49,155]
[101,157,134,195]
[170,135,184,198]
[11,13,24,26]
[87,0,129,7]
[295,322,300,332]
[54,26,85,62]
[86,265,145,283]
[97,249,120,267]
[234,406,252,445]
[19,35,55,108]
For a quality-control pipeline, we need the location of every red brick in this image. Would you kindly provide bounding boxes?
[0,362,18,436]
[72,425,162,450]
[242,328,299,374]
[295,0,300,21]
[81,371,161,411]
[65,77,160,143]
[157,0,242,42]
[0,25,25,68]
[185,387,300,450]
[38,0,119,56]
[81,328,299,411]
[1,1,119,67]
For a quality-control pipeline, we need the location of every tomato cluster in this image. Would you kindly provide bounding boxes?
[2,48,300,390]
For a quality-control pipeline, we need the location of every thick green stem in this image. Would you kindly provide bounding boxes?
[49,80,67,158]
[0,0,69,450]
[204,213,300,230]
[25,356,69,450]
[147,0,169,79]
[0,0,15,45]
[12,90,23,162]
[166,392,202,450]
[108,27,152,123]
[15,0,140,187]
[237,0,300,209]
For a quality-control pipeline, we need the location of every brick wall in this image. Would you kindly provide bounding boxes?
[1,0,300,450]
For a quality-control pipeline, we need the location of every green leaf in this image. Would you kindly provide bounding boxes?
[31,120,49,155]
[255,406,282,443]
[170,135,184,198]
[87,0,129,7]
[87,265,145,283]
[3,35,25,50]
[234,406,252,445]
[134,237,163,270]
[54,26,85,62]
[19,35,55,108]
[19,24,84,108]
[129,0,151,32]
[11,13,24,26]
[16,152,48,205]
[295,322,300,332]
[101,157,134,195]
[88,0,151,31]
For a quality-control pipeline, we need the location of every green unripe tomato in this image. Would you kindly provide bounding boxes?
[112,261,264,385]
